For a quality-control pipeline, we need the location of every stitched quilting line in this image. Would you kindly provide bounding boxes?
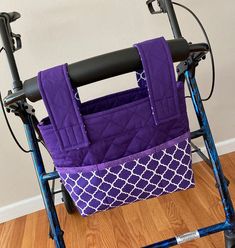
[38,71,64,148]
[62,64,90,148]
[38,65,90,151]
[52,103,189,166]
[56,132,191,173]
[135,41,160,125]
[39,99,187,148]
[84,87,187,141]
[39,97,152,134]
[161,38,180,118]
[59,137,193,216]
[57,124,189,167]
[58,129,188,167]
[38,82,186,145]
[135,37,180,125]
[38,69,71,150]
[49,104,189,166]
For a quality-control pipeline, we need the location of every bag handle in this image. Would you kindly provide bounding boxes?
[38,64,90,152]
[135,37,180,125]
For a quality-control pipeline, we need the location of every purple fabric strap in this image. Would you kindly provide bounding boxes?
[37,64,90,151]
[135,37,180,125]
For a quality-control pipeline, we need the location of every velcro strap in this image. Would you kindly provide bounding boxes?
[135,37,180,125]
[37,64,90,151]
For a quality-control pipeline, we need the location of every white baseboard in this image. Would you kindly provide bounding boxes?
[0,191,62,224]
[1,137,235,224]
[192,137,235,163]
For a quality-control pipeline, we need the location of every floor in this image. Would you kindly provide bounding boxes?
[1,152,235,248]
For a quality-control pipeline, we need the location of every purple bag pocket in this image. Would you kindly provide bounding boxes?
[57,133,193,216]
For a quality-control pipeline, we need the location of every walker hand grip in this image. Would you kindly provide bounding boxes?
[0,12,21,23]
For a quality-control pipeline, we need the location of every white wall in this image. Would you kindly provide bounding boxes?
[0,0,235,214]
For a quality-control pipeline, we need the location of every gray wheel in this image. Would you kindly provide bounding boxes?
[224,230,235,248]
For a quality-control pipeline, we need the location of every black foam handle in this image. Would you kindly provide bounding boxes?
[23,38,189,103]
[5,39,209,106]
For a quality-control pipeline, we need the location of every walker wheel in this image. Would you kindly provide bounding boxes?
[61,184,77,214]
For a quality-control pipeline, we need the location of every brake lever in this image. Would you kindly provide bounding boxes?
[12,33,22,51]
[0,12,22,52]
[146,0,167,14]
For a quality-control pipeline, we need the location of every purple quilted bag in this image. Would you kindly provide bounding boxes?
[38,37,194,216]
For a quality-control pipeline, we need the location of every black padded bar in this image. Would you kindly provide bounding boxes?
[23,38,189,103]
[4,39,209,106]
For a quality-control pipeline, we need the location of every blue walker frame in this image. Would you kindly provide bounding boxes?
[1,1,235,247]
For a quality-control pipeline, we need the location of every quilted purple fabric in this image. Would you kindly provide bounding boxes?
[37,37,194,216]
[39,83,189,167]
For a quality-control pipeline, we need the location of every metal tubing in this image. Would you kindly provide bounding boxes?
[1,12,65,247]
[24,114,65,248]
[198,222,232,238]
[191,141,230,187]
[144,237,177,248]
[144,222,232,248]
[185,70,235,223]
[42,171,60,182]
[190,129,204,140]
[0,18,22,91]
[190,142,212,166]
[164,0,182,38]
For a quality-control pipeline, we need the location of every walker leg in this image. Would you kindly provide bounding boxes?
[185,68,235,247]
[185,69,235,223]
[145,65,235,248]
[24,113,66,248]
